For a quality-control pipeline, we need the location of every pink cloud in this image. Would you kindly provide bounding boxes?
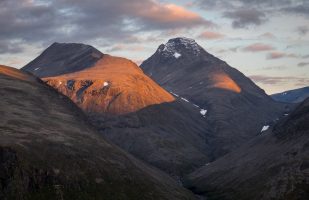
[298,62,309,67]
[106,44,144,52]
[198,31,225,40]
[137,3,213,27]
[259,32,276,39]
[243,43,275,52]
[267,52,298,59]
[250,75,309,85]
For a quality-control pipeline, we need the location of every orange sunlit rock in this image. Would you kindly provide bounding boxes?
[211,73,242,93]
[43,55,175,115]
[0,65,33,82]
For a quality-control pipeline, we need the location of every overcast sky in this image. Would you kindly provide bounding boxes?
[1,0,308,94]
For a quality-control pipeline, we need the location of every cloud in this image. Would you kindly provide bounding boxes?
[298,62,309,67]
[136,3,211,28]
[223,8,267,28]
[0,0,213,55]
[0,40,24,54]
[284,2,309,17]
[106,44,144,53]
[198,31,225,40]
[297,26,309,35]
[259,32,276,39]
[250,75,288,85]
[243,43,275,52]
[197,0,309,28]
[267,51,298,59]
[212,46,240,54]
[250,75,309,85]
[260,66,287,71]
[197,0,308,12]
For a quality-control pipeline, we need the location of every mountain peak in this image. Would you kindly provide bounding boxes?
[48,42,103,58]
[167,37,197,44]
[22,42,103,77]
[49,42,95,50]
[157,37,202,58]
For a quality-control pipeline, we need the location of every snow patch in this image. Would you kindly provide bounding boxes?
[170,91,179,97]
[173,52,181,58]
[200,109,207,117]
[261,125,270,132]
[178,37,201,54]
[103,82,109,87]
[160,37,201,57]
[193,104,200,108]
[181,97,189,102]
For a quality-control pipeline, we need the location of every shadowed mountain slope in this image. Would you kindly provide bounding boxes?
[21,43,219,178]
[184,98,309,200]
[89,100,215,178]
[0,65,195,200]
[272,86,309,103]
[141,37,287,158]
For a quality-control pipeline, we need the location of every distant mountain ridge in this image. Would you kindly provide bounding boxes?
[271,86,309,103]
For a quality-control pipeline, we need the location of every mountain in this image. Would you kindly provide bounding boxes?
[90,100,214,178]
[21,43,214,178]
[141,37,287,158]
[22,43,174,115]
[23,42,104,77]
[184,98,309,200]
[0,65,195,199]
[271,86,309,103]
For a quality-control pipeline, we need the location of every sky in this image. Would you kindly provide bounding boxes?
[0,0,308,94]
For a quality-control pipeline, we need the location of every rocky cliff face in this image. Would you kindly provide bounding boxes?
[0,65,195,200]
